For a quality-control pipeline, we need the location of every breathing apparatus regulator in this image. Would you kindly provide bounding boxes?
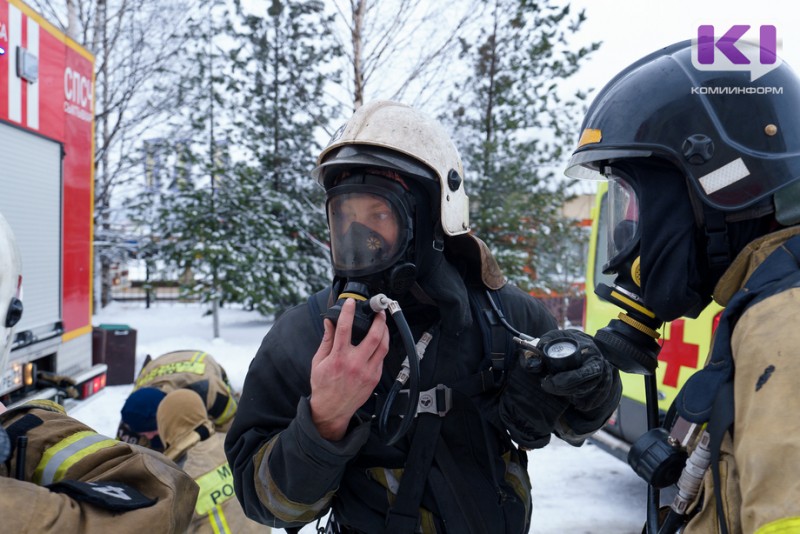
[592,241,708,534]
[323,282,421,446]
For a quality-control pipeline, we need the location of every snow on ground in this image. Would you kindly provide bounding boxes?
[70,302,647,533]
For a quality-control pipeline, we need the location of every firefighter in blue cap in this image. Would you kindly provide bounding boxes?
[117,349,239,451]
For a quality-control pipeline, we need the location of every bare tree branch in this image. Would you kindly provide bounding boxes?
[332,0,482,111]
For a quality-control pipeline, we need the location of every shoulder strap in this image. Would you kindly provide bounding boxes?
[676,234,800,424]
[386,415,443,534]
[467,288,513,375]
[707,380,734,534]
[307,288,330,339]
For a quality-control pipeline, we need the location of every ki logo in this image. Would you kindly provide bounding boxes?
[691,25,781,81]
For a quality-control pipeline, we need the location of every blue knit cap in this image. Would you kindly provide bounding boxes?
[121,387,167,433]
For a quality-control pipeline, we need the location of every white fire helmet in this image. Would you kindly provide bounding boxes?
[313,100,470,236]
[0,212,23,375]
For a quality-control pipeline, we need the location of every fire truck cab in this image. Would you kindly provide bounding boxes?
[585,182,723,461]
[0,0,106,407]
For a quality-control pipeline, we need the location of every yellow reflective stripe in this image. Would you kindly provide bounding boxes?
[135,360,207,387]
[195,462,236,515]
[214,392,237,426]
[255,436,334,523]
[208,506,231,534]
[191,351,208,364]
[33,430,118,485]
[420,508,436,533]
[756,517,800,534]
[339,292,367,301]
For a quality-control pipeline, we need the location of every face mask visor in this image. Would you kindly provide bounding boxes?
[603,169,641,274]
[327,188,411,277]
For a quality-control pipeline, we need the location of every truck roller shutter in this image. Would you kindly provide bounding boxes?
[0,122,62,340]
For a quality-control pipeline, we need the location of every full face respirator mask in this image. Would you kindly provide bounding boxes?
[592,167,664,375]
[323,172,418,344]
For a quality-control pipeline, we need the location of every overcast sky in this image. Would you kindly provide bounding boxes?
[567,0,796,98]
[553,0,794,193]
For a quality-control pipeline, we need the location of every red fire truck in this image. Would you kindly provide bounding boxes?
[0,0,106,407]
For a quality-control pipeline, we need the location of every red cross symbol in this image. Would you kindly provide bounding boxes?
[658,319,700,388]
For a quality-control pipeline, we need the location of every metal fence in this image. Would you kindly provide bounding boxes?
[110,282,200,305]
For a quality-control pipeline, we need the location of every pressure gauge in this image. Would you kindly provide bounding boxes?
[541,338,581,372]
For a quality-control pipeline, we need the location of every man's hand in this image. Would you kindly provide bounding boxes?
[309,298,389,441]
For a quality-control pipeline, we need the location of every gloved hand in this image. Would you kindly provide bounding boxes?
[37,371,79,399]
[537,329,621,414]
[499,351,571,450]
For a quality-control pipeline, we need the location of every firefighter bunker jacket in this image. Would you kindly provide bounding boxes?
[119,350,239,444]
[226,238,613,534]
[681,226,800,533]
[1,400,197,533]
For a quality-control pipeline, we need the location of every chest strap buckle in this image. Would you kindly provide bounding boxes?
[415,384,452,418]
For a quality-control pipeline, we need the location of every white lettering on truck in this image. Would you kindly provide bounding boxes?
[64,67,93,122]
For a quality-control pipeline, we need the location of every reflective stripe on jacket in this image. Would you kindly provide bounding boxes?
[180,433,265,534]
[1,401,197,533]
[134,350,238,428]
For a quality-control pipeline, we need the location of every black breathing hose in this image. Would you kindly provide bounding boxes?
[644,373,662,534]
[485,290,528,339]
[377,301,421,446]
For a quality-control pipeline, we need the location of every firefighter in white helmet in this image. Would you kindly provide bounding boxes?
[0,211,198,533]
[226,101,621,533]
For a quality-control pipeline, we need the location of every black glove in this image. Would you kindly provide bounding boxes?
[499,351,571,450]
[537,329,621,415]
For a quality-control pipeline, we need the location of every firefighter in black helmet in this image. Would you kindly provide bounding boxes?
[567,40,800,533]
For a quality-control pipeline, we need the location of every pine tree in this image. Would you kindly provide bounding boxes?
[224,0,341,314]
[126,0,237,329]
[447,0,598,294]
[129,0,340,318]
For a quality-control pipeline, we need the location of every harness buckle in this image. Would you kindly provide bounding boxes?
[416,384,452,417]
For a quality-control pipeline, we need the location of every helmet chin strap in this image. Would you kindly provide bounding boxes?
[702,206,732,283]
[686,178,731,283]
